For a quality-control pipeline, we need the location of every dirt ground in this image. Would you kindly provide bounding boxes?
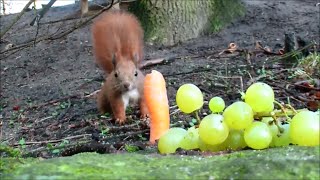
[0,0,319,157]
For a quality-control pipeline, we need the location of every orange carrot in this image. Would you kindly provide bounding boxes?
[144,70,170,144]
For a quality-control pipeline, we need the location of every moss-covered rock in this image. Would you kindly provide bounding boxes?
[1,146,319,179]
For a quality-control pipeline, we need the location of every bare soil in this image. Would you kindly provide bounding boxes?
[0,0,319,157]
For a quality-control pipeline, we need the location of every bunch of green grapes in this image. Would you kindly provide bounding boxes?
[158,82,319,154]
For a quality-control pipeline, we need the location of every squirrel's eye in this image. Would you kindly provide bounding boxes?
[114,73,118,78]
[134,71,138,77]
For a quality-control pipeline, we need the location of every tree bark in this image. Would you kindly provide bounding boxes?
[81,0,89,15]
[129,0,245,46]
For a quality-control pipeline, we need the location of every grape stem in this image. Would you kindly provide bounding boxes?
[271,115,284,134]
[273,101,291,120]
[193,110,201,125]
[284,104,298,114]
[255,108,307,119]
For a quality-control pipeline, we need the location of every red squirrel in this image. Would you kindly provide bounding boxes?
[91,10,149,124]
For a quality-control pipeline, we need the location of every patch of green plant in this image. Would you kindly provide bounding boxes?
[100,127,109,137]
[297,52,320,77]
[137,134,147,141]
[0,144,21,158]
[124,144,140,153]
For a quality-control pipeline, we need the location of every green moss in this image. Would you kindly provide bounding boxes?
[1,157,39,176]
[208,0,246,33]
[128,0,168,44]
[129,0,245,46]
[1,146,319,179]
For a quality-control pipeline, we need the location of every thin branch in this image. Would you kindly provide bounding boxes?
[0,0,115,56]
[140,55,177,69]
[12,134,92,146]
[26,94,81,110]
[48,0,115,41]
[101,129,149,141]
[0,0,35,38]
[29,0,57,26]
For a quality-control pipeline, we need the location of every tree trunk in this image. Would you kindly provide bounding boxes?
[129,0,245,46]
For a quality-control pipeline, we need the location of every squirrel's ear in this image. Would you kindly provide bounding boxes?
[112,54,116,68]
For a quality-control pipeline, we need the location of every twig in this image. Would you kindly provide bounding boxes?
[33,14,41,46]
[169,105,178,109]
[48,0,115,41]
[269,42,315,63]
[26,88,105,110]
[103,121,148,132]
[84,89,101,98]
[0,0,115,56]
[29,0,57,26]
[170,109,180,115]
[246,74,267,86]
[101,129,149,141]
[39,1,118,25]
[12,134,92,146]
[26,94,81,110]
[1,0,5,15]
[140,55,177,69]
[35,116,54,123]
[0,0,35,38]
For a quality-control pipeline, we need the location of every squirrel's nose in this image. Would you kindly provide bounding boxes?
[123,83,131,90]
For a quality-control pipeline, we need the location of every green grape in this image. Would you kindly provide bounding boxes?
[290,110,319,146]
[198,137,210,151]
[244,121,272,150]
[273,123,291,147]
[223,101,254,130]
[244,82,275,113]
[224,129,247,150]
[158,128,187,154]
[198,137,226,152]
[176,84,204,113]
[209,96,225,113]
[208,143,227,152]
[261,117,279,147]
[180,126,199,150]
[199,114,229,145]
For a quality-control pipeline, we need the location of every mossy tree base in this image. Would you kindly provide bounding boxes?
[129,0,245,46]
[2,146,319,179]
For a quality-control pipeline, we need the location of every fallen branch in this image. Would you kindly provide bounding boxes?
[84,89,101,98]
[38,1,116,25]
[26,94,81,110]
[47,0,115,41]
[269,42,315,63]
[12,134,92,146]
[29,0,57,26]
[0,0,115,56]
[0,0,35,38]
[100,129,149,141]
[140,55,177,69]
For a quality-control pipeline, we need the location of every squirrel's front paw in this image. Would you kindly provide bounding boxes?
[114,115,126,125]
[140,113,149,120]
